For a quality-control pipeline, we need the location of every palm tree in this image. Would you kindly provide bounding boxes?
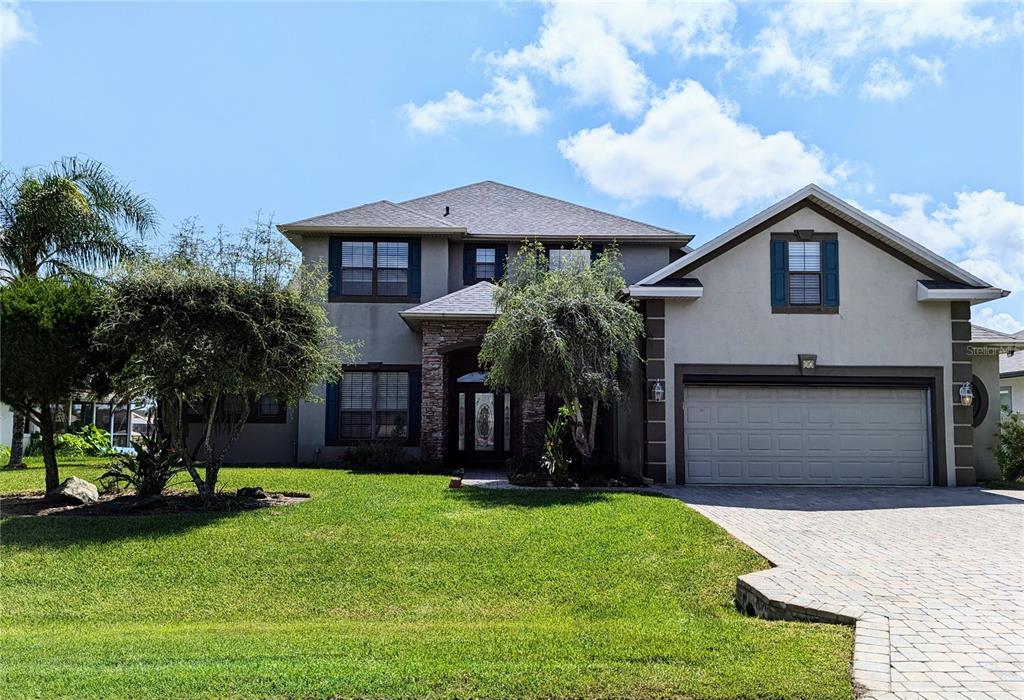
[0,157,157,469]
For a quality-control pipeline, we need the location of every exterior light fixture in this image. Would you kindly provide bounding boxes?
[959,382,974,407]
[651,380,665,402]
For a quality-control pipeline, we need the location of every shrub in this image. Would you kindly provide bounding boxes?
[101,433,184,496]
[506,456,550,486]
[994,408,1024,482]
[539,406,574,484]
[69,423,115,456]
[341,441,415,472]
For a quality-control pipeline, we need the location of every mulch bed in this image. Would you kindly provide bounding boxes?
[0,489,310,517]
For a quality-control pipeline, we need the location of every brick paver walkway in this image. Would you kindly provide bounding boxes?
[664,486,1024,699]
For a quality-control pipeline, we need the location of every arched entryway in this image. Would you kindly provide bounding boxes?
[447,348,512,467]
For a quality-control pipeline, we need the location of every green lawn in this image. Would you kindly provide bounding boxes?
[0,459,852,699]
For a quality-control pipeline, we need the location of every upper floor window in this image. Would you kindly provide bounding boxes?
[549,248,591,271]
[463,244,507,284]
[330,238,421,301]
[788,241,822,305]
[770,233,839,313]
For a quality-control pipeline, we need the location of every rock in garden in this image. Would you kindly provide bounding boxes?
[237,486,267,499]
[48,476,100,504]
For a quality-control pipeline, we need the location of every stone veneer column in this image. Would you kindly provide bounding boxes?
[950,301,976,486]
[643,300,667,483]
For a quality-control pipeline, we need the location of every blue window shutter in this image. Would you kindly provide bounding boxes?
[328,238,341,298]
[463,244,475,282]
[408,369,421,445]
[770,240,788,307]
[325,380,339,444]
[408,239,421,298]
[495,245,508,281]
[822,239,839,307]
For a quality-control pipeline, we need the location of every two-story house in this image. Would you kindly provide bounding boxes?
[223,181,1013,487]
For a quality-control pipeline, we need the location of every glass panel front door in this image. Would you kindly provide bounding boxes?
[474,393,495,450]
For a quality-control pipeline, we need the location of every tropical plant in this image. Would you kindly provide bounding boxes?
[0,277,102,491]
[480,240,644,465]
[539,405,574,483]
[68,423,115,456]
[101,433,184,497]
[0,156,156,467]
[994,407,1024,482]
[95,219,359,501]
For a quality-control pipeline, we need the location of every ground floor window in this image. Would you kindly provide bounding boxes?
[327,367,421,445]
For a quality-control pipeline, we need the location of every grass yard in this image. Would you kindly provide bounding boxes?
[0,458,852,699]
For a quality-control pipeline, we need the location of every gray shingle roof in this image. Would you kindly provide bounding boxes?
[1003,352,1024,376]
[400,281,498,320]
[282,200,456,230]
[400,181,687,240]
[972,325,1017,343]
[280,181,690,242]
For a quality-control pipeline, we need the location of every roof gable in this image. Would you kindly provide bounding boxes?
[637,184,994,289]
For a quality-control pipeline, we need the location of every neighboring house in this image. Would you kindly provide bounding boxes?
[225,181,1012,487]
[1001,333,1024,414]
[968,326,1024,478]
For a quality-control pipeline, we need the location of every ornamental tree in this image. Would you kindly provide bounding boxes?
[479,240,644,463]
[0,156,156,467]
[95,219,359,500]
[0,277,102,491]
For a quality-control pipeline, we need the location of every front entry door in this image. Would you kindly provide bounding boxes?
[450,372,512,466]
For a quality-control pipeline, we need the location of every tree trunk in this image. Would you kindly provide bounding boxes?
[5,411,26,469]
[39,408,60,493]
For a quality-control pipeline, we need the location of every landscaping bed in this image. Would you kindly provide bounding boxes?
[0,488,309,517]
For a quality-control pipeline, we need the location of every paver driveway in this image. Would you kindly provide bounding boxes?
[664,486,1024,699]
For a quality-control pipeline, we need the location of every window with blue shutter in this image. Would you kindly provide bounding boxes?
[327,238,420,301]
[463,244,508,284]
[326,367,421,445]
[770,234,839,313]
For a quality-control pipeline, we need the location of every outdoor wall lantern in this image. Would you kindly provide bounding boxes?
[651,380,665,402]
[959,382,975,407]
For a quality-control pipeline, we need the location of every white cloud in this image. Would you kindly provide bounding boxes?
[0,1,35,51]
[861,59,911,101]
[972,307,1023,335]
[866,189,1024,333]
[910,55,945,85]
[865,188,1024,292]
[558,79,839,218]
[490,1,737,116]
[402,76,546,135]
[752,1,1017,96]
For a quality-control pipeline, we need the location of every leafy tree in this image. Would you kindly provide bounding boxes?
[95,218,359,501]
[0,277,102,491]
[480,240,644,464]
[0,157,156,467]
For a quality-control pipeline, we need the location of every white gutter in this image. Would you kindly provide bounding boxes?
[627,285,703,299]
[916,283,1008,303]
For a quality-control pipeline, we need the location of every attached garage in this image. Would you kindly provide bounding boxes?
[682,384,932,485]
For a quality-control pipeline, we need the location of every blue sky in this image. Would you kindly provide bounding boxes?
[2,1,1022,329]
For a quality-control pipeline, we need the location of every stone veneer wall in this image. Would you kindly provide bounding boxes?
[643,300,667,482]
[951,301,976,486]
[419,319,546,464]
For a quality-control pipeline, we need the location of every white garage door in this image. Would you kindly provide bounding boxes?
[683,385,931,485]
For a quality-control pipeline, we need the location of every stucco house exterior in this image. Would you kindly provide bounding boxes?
[1000,334,1024,414]
[222,181,1014,486]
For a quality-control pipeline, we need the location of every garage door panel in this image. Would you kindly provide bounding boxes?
[683,384,930,485]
